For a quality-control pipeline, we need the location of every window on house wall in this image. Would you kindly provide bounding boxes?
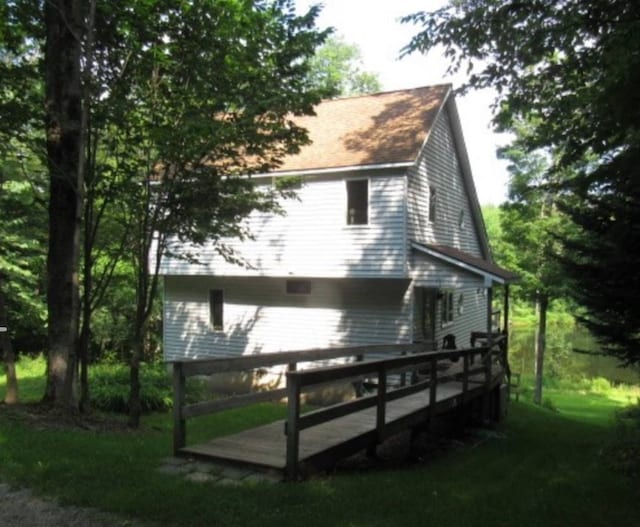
[457,293,465,315]
[286,279,311,295]
[428,186,437,223]
[458,209,465,230]
[209,289,224,331]
[441,290,454,326]
[346,179,368,225]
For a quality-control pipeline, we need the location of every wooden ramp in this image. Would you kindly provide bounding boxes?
[179,377,497,477]
[172,340,509,480]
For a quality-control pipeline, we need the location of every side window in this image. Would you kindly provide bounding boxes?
[441,290,454,327]
[428,186,437,223]
[346,179,368,225]
[209,289,224,331]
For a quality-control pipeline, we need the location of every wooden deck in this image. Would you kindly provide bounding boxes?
[177,358,505,479]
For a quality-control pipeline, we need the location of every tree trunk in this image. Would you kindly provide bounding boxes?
[128,332,143,428]
[0,277,18,404]
[43,0,84,410]
[533,292,548,405]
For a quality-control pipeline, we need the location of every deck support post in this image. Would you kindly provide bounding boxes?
[462,354,469,399]
[173,363,186,455]
[376,364,387,441]
[429,359,437,428]
[286,374,301,480]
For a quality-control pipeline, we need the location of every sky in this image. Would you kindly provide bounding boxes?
[296,0,512,205]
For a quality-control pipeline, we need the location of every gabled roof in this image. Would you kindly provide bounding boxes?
[411,242,519,285]
[275,84,452,173]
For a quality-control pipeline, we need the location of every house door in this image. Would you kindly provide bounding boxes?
[414,287,437,349]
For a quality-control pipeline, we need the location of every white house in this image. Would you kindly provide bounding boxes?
[160,84,517,364]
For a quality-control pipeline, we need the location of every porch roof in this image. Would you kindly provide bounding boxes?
[411,242,519,285]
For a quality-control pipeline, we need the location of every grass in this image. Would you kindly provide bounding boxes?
[1,359,639,526]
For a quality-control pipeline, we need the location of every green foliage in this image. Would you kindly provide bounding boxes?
[559,152,640,365]
[89,362,171,413]
[89,361,208,414]
[497,121,571,305]
[0,146,47,353]
[404,1,640,366]
[307,35,382,97]
[83,0,331,350]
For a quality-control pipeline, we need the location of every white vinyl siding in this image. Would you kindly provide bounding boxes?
[160,172,407,278]
[410,251,485,290]
[163,276,412,362]
[407,107,482,257]
[433,287,487,350]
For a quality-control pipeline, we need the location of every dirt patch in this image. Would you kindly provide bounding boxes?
[0,402,135,433]
[0,484,152,527]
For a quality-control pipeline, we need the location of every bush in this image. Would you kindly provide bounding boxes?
[88,362,208,414]
[89,362,171,413]
[605,402,640,479]
[588,377,613,395]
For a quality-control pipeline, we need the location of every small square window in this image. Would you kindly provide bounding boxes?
[346,179,368,225]
[209,289,224,331]
[286,280,311,295]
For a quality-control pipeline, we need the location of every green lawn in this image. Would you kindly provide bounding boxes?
[1,360,639,527]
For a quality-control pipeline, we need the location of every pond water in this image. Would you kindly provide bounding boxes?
[508,325,640,386]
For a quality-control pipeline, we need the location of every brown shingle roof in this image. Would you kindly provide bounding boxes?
[276,84,452,173]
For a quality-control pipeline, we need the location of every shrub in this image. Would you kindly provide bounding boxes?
[542,397,559,413]
[90,363,167,413]
[88,362,211,414]
[589,377,612,395]
[605,402,640,479]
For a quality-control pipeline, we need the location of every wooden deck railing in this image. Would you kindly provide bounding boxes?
[171,336,508,479]
[284,338,506,479]
[171,343,427,455]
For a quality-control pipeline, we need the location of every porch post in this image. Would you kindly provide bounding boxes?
[503,284,510,333]
[486,283,493,339]
[483,281,494,421]
[503,284,511,379]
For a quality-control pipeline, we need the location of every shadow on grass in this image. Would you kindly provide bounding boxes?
[0,397,639,527]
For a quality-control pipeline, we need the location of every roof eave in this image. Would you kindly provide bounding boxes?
[411,242,518,285]
[254,161,415,179]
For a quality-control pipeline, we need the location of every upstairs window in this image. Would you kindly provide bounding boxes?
[209,289,224,331]
[428,186,437,223]
[346,179,368,225]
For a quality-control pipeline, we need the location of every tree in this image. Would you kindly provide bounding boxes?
[3,1,328,416]
[498,122,570,404]
[307,35,381,97]
[1,3,48,402]
[402,1,640,365]
[82,0,329,426]
[43,0,84,409]
[0,152,47,403]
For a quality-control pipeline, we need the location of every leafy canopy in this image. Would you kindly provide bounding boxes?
[403,1,640,364]
[307,35,382,97]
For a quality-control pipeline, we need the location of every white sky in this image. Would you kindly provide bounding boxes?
[296,0,511,205]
